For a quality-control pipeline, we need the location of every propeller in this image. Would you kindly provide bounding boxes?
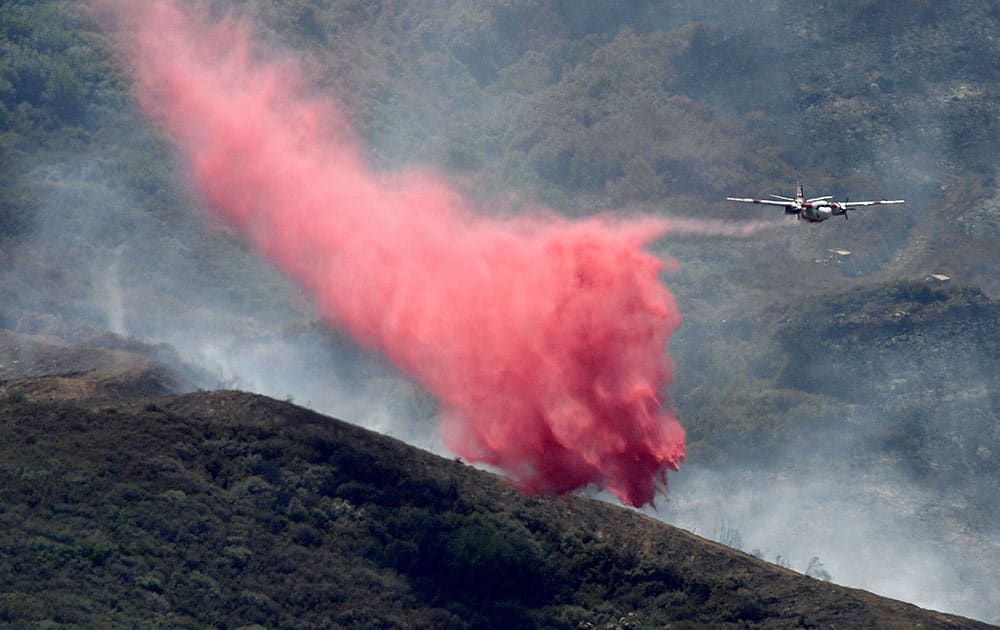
[843,197,849,220]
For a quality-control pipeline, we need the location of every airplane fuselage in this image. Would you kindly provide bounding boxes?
[750,199,836,222]
[790,203,835,222]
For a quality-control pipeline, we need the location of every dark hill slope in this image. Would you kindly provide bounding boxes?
[674,283,999,539]
[676,282,999,456]
[0,346,993,628]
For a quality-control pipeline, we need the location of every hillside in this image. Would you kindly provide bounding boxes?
[0,336,994,628]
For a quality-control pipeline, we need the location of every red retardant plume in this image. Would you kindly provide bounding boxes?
[109,0,686,506]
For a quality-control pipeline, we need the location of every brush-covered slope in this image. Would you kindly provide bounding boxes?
[0,333,993,629]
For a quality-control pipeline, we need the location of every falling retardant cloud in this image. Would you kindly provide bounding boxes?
[93,0,786,506]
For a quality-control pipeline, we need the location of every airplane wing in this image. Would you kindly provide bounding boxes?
[839,199,905,207]
[726,197,793,207]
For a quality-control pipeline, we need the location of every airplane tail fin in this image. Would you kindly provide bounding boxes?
[796,181,804,203]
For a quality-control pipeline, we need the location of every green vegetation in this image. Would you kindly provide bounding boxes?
[0,390,727,627]
[1,387,989,628]
[0,1,113,236]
